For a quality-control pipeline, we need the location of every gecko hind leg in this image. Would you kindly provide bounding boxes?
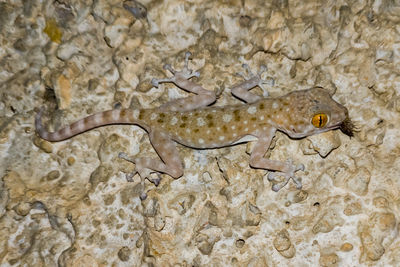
[151,52,216,112]
[231,64,275,103]
[118,152,152,200]
[151,52,200,87]
[119,130,183,200]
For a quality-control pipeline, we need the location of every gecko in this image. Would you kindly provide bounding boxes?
[35,52,354,199]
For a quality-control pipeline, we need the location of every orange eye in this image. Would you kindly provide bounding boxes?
[311,113,328,128]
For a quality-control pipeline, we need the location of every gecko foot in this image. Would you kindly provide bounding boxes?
[152,51,200,87]
[236,64,275,96]
[267,159,304,191]
[118,152,160,200]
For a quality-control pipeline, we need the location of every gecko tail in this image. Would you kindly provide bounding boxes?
[35,107,140,142]
[35,106,80,141]
[35,107,52,140]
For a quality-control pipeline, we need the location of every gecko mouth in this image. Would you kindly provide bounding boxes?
[339,116,355,137]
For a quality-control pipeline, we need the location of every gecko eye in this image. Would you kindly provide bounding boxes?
[311,113,328,128]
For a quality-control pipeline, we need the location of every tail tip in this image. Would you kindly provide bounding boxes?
[35,107,48,138]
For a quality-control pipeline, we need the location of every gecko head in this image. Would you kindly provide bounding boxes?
[282,87,354,138]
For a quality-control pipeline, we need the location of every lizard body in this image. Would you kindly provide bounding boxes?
[36,52,354,198]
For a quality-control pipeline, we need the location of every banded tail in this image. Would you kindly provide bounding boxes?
[35,107,140,141]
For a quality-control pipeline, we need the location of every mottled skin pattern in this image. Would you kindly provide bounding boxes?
[36,52,354,199]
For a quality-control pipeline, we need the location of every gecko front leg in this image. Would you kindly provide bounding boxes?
[266,159,304,191]
[250,128,304,191]
[231,64,274,103]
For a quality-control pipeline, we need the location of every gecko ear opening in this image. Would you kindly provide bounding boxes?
[311,113,328,128]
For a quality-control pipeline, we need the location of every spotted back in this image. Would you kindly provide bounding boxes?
[137,87,353,148]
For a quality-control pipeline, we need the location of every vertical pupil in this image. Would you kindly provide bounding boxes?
[312,114,327,128]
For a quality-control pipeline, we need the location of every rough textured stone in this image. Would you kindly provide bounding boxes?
[1,0,400,265]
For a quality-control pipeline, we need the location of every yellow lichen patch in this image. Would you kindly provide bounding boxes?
[43,18,62,43]
[56,74,71,108]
